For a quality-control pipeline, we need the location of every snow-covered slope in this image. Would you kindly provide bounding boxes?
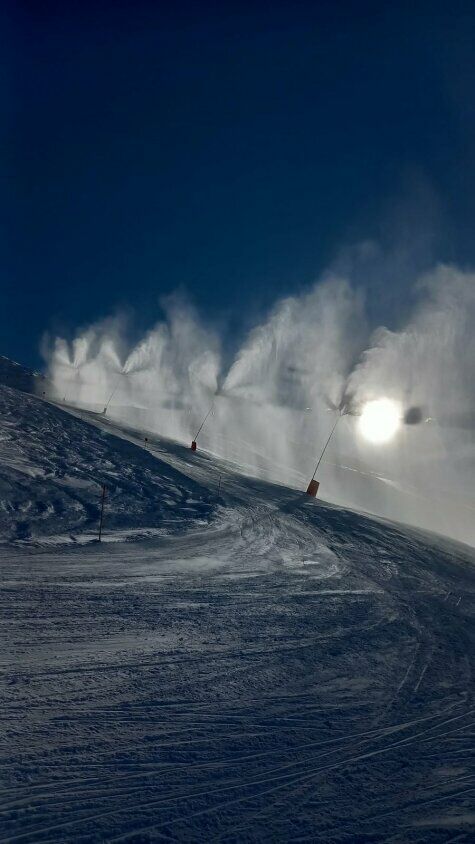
[0,385,215,543]
[1,385,474,842]
[0,354,47,394]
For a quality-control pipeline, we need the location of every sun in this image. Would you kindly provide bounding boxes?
[359,398,401,444]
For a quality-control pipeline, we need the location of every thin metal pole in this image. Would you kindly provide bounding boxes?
[217,474,222,496]
[98,484,107,542]
[104,372,123,414]
[310,415,341,482]
[193,404,214,442]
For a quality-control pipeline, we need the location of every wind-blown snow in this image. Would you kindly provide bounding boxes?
[1,384,474,841]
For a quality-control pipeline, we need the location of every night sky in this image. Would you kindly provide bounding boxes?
[4,1,475,367]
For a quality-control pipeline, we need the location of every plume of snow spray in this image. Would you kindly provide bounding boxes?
[43,264,475,546]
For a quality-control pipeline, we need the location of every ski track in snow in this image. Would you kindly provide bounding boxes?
[0,385,474,842]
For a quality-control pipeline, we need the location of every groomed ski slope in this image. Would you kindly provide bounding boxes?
[1,385,474,842]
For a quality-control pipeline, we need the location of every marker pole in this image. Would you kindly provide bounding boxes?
[98,484,107,542]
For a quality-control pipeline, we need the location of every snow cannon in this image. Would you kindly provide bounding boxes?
[306,479,320,497]
[305,416,341,500]
[190,404,214,453]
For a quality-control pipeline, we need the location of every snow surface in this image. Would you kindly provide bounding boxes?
[0,386,214,544]
[0,355,46,395]
[1,381,474,842]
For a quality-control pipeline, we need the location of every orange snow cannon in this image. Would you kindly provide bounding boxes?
[191,440,197,451]
[306,479,320,497]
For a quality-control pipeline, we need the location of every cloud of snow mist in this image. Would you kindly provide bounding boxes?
[44,264,475,546]
[46,298,221,442]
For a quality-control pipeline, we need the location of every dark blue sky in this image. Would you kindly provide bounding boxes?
[4,1,475,367]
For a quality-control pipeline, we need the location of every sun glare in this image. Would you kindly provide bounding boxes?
[359,398,401,444]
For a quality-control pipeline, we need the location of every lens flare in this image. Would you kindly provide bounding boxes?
[359,398,401,444]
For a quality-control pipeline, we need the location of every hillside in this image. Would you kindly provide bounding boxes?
[0,385,215,543]
[1,381,474,842]
[0,354,47,394]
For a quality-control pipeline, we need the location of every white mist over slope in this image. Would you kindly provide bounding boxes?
[44,264,475,545]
